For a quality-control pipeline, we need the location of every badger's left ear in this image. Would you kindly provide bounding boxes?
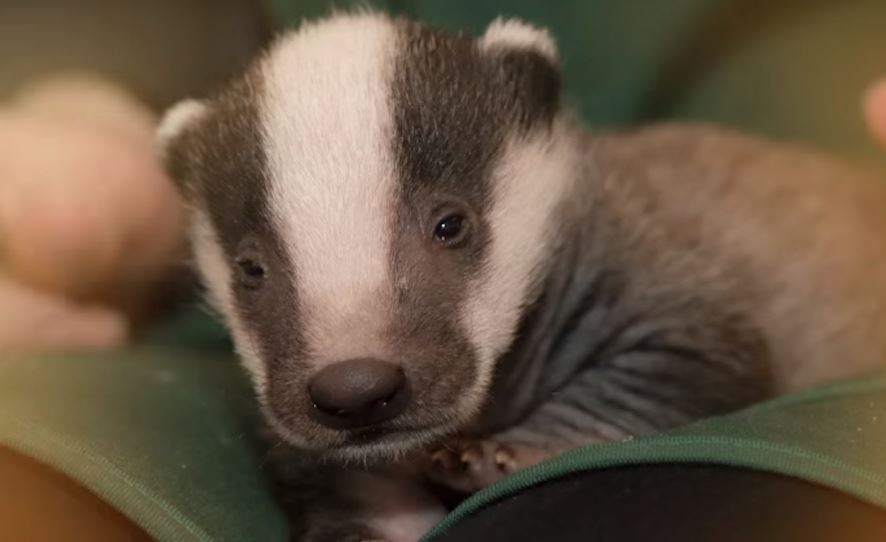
[480,17,559,65]
[155,99,208,194]
[480,18,562,123]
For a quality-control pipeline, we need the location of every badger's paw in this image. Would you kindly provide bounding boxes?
[424,438,553,494]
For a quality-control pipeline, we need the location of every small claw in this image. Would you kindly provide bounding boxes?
[494,446,517,473]
[424,438,552,493]
[430,448,455,471]
[459,446,482,468]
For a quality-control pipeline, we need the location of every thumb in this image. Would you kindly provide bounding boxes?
[863,79,886,149]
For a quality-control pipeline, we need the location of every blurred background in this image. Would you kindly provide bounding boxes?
[2,0,884,158]
[0,0,270,111]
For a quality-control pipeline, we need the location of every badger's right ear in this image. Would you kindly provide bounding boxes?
[156,99,208,193]
[480,17,559,65]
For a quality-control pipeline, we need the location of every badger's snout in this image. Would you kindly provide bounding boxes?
[308,358,410,430]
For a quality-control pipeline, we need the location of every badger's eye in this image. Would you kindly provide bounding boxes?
[235,255,266,289]
[433,212,469,246]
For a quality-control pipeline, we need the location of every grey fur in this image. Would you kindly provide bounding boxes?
[382,16,565,438]
[474,124,774,443]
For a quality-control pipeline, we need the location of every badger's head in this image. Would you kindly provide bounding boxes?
[157,12,579,461]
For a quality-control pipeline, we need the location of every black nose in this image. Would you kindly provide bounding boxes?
[308,359,409,430]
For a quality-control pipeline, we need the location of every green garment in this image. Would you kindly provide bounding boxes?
[423,375,886,540]
[2,1,885,540]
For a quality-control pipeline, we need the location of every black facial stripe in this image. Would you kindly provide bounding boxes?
[390,19,502,290]
[391,20,503,198]
[386,18,563,411]
[390,19,561,197]
[386,20,496,410]
[172,64,307,407]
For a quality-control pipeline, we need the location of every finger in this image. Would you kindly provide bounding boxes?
[0,111,186,305]
[10,72,157,144]
[0,276,128,357]
[863,78,886,148]
[0,115,126,296]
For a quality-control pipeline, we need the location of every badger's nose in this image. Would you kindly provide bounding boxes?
[308,359,409,430]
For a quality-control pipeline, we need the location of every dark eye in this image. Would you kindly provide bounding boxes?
[433,212,469,246]
[235,255,266,289]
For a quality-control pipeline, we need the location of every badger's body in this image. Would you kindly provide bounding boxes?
[158,11,886,542]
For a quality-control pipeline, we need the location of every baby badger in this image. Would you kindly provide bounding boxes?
[157,11,886,542]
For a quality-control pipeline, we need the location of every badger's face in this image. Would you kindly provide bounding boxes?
[158,13,577,460]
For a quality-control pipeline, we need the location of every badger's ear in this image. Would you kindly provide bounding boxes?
[156,99,206,154]
[480,18,561,124]
[480,17,559,65]
[156,99,207,194]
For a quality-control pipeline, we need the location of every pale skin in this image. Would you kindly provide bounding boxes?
[0,74,185,357]
[865,79,886,149]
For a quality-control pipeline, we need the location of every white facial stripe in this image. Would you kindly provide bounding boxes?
[462,120,579,402]
[191,212,268,392]
[261,14,398,364]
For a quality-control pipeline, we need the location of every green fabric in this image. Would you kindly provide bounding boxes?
[0,347,288,542]
[1,1,885,541]
[423,374,886,540]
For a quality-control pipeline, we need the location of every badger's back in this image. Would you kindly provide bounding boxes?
[591,123,886,392]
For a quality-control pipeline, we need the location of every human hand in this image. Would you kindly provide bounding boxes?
[0,74,186,357]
